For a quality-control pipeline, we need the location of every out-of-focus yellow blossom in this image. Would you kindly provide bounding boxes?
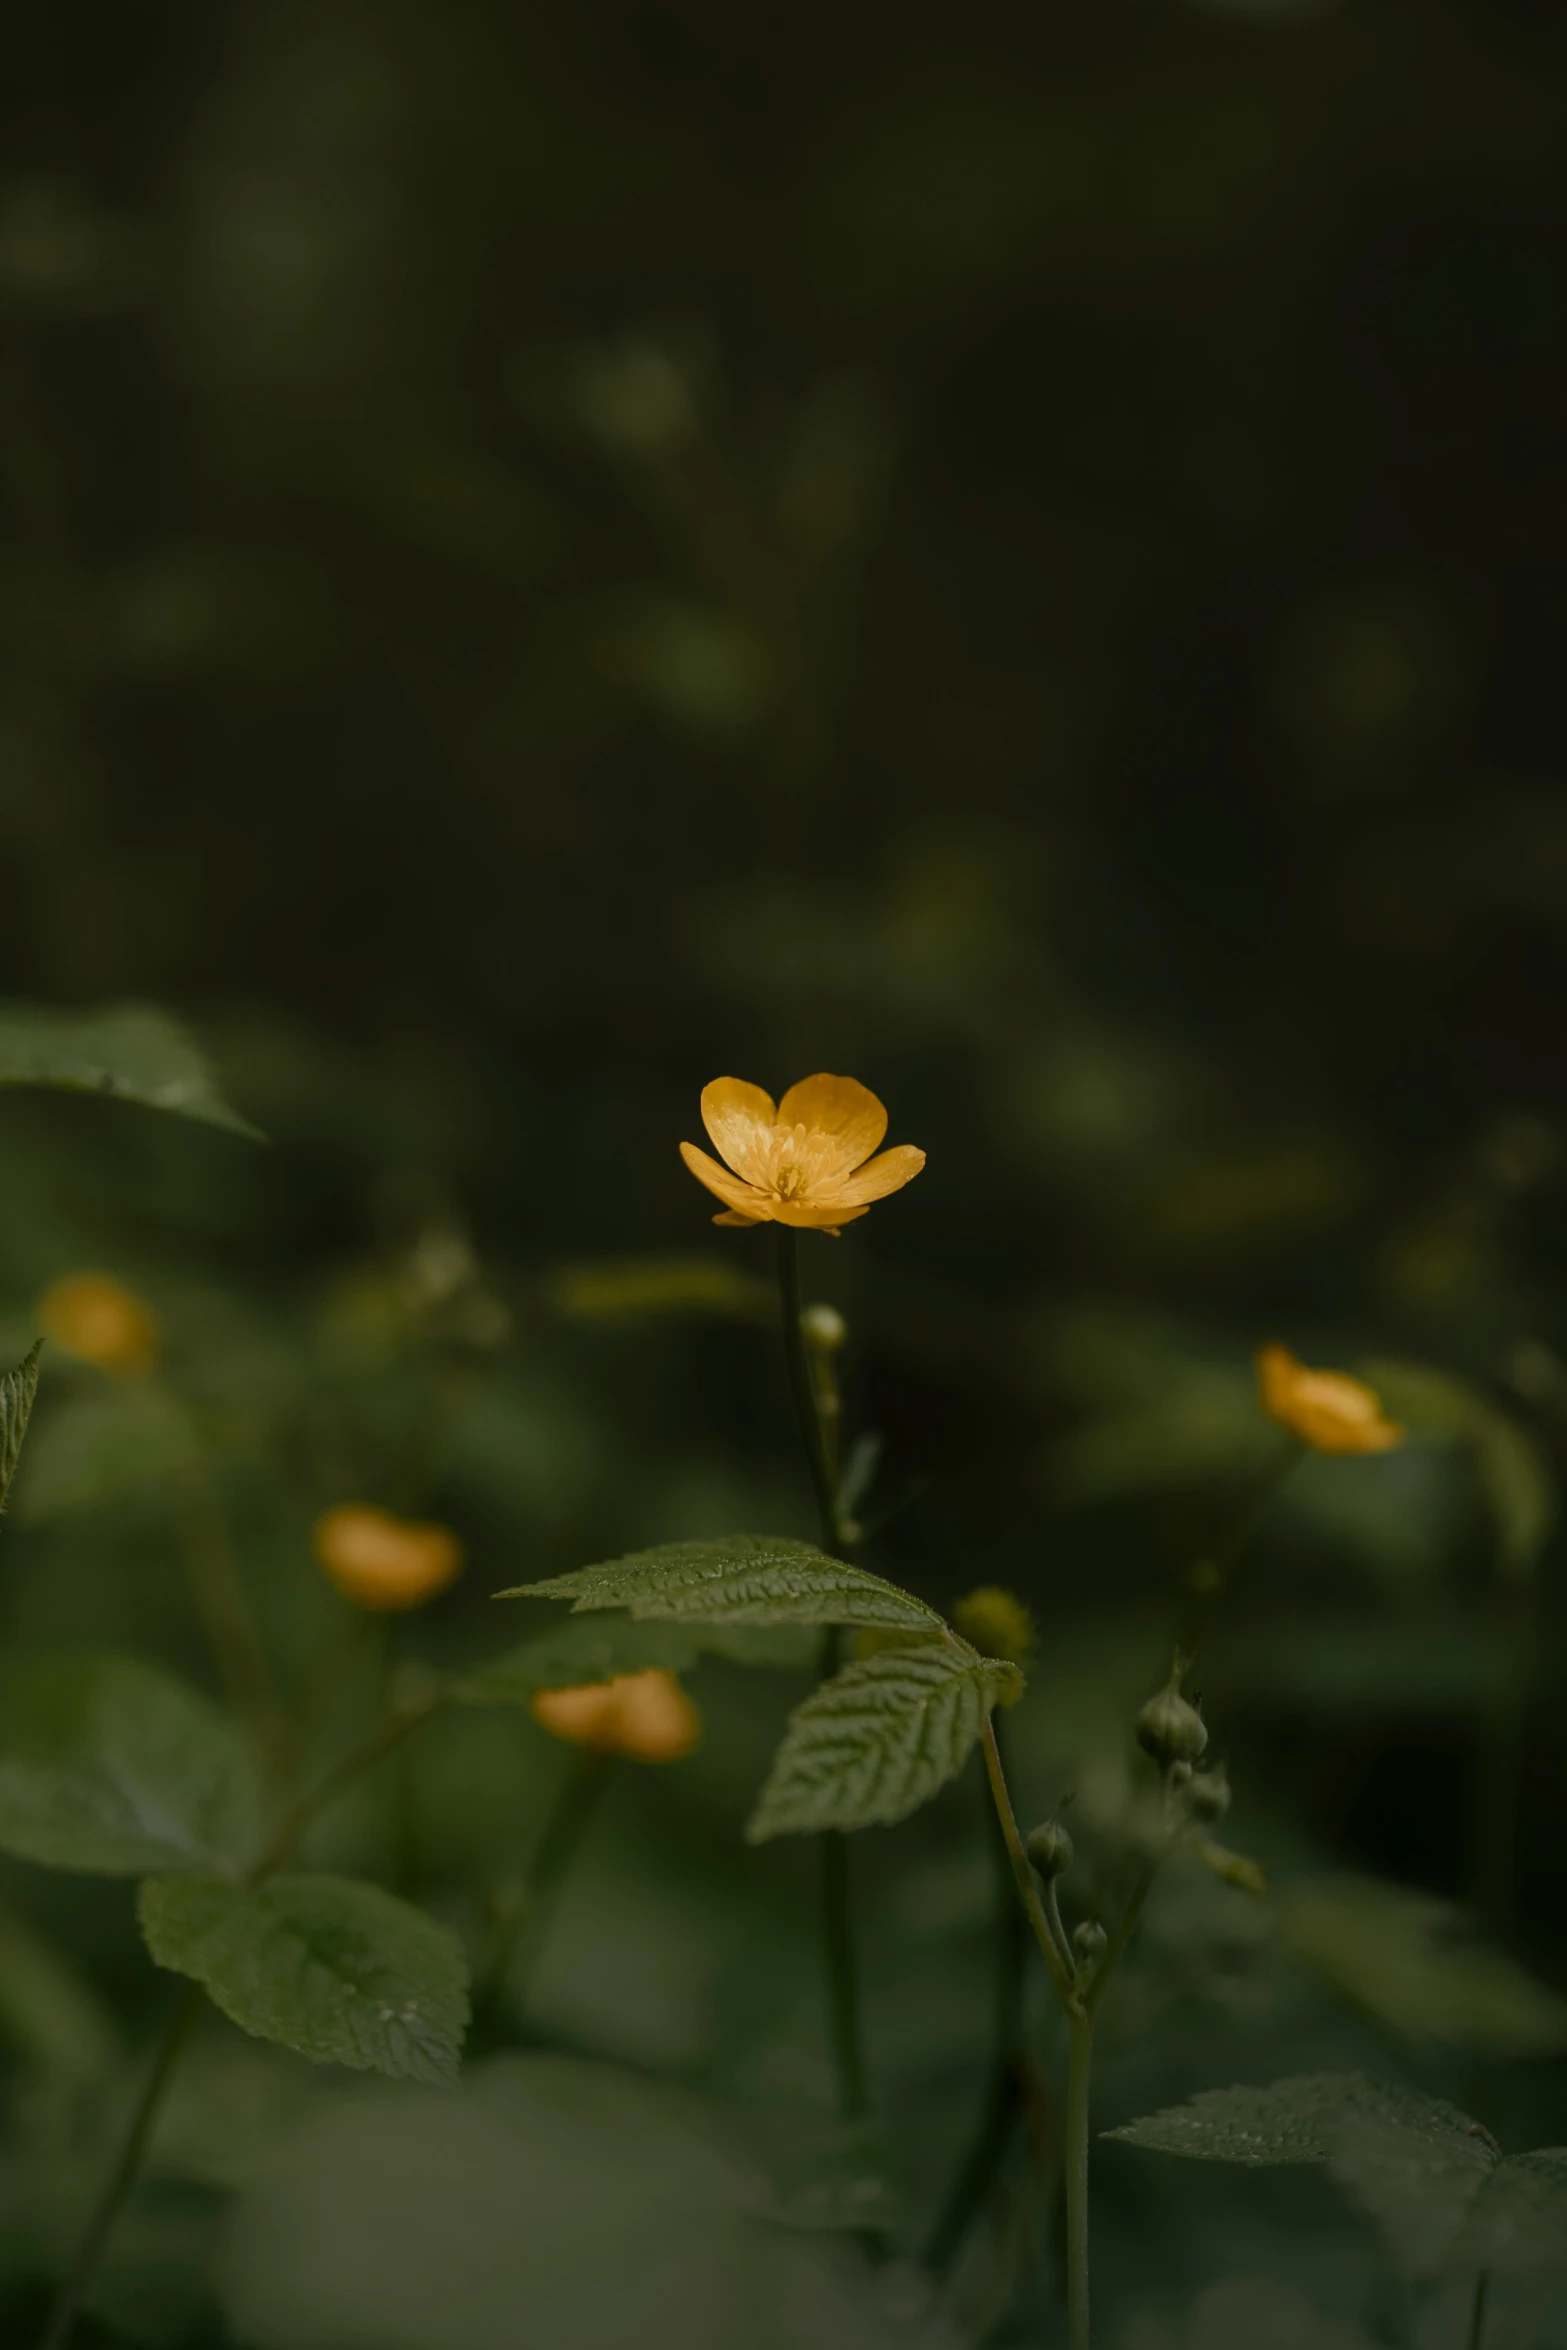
[313,1505,464,1612]
[530,1668,700,1762]
[680,1075,924,1236]
[1257,1344,1404,1455]
[37,1273,160,1376]
[952,1585,1035,1665]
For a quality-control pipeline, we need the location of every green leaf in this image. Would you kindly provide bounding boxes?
[0,1654,261,1876]
[1468,2149,1567,2279]
[504,1533,942,1635]
[1104,2072,1483,2167]
[1280,1875,1567,2056]
[456,1613,811,1704]
[0,1341,41,1514]
[1366,1358,1556,1580]
[0,1002,262,1138]
[139,1873,469,2084]
[746,1643,1020,1840]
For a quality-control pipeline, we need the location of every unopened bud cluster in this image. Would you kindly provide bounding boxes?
[1025,1817,1073,1880]
[1136,1664,1208,1770]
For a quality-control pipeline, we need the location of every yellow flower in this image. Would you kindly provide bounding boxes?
[1257,1344,1403,1455]
[313,1505,464,1612]
[37,1272,160,1376]
[530,1668,700,1763]
[680,1074,925,1235]
[952,1586,1035,1665]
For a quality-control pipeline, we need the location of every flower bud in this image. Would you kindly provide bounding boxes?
[1025,1818,1074,1880]
[800,1303,848,1351]
[1135,1675,1208,1769]
[951,1586,1034,1665]
[1072,1919,1107,1976]
[313,1505,463,1613]
[37,1272,159,1376]
[531,1668,700,1763]
[1186,1762,1231,1824]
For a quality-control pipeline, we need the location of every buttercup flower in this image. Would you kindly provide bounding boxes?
[37,1273,160,1376]
[1257,1344,1403,1455]
[313,1504,464,1612]
[680,1074,925,1235]
[531,1668,700,1763]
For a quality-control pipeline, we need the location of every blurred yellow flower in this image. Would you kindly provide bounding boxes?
[531,1668,700,1762]
[680,1075,925,1235]
[313,1505,464,1612]
[37,1272,160,1376]
[952,1585,1035,1665]
[1257,1344,1403,1455]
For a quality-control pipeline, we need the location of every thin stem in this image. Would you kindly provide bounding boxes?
[41,1692,446,2349]
[1467,2267,1489,2350]
[1179,1437,1304,1637]
[488,1746,614,2022]
[776,1227,840,1548]
[1064,2007,1094,2350]
[980,1716,1079,2011]
[776,1228,870,2124]
[1084,1857,1157,2018]
[170,1453,286,1766]
[925,1724,1030,2274]
[38,1982,204,2350]
[249,1695,442,1884]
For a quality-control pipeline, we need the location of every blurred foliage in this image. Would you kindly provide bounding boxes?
[0,0,1566,2340]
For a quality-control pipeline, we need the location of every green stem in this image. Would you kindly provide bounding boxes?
[1467,2267,1489,2350]
[487,1747,614,2024]
[979,1716,1079,2010]
[776,1227,869,2123]
[38,1980,204,2350]
[776,1227,840,1548]
[1084,1858,1157,2018]
[41,1693,445,2349]
[170,1452,286,1767]
[925,1723,1030,2274]
[1064,2007,1094,2350]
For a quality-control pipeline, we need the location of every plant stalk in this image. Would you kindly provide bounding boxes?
[925,1721,1030,2274]
[482,1745,614,2026]
[40,1693,444,2350]
[776,1226,869,2122]
[979,1716,1079,2010]
[1064,2006,1094,2350]
[38,1982,203,2350]
[1468,2267,1489,2350]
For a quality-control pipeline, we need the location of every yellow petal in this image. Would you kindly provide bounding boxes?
[680,1140,768,1218]
[818,1144,926,1209]
[313,1506,464,1612]
[700,1077,778,1183]
[531,1682,622,1748]
[608,1668,701,1762]
[1257,1344,1403,1455]
[712,1208,763,1227]
[776,1075,887,1174]
[769,1197,870,1228]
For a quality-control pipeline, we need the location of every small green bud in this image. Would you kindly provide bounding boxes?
[1186,1762,1231,1824]
[1135,1666,1208,1769]
[1072,1919,1107,1976]
[1167,1761,1193,1793]
[1025,1818,1074,1880]
[951,1586,1034,1665]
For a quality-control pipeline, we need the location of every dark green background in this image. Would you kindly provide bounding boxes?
[2,3,1567,2344]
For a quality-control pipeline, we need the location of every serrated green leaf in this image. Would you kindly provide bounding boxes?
[1280,1876,1567,2056]
[0,1654,261,1876]
[504,1533,942,1634]
[1104,2072,1483,2167]
[139,1873,469,2084]
[0,1002,262,1138]
[456,1614,811,1704]
[0,1341,41,1514]
[746,1643,1020,1840]
[456,1617,706,1704]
